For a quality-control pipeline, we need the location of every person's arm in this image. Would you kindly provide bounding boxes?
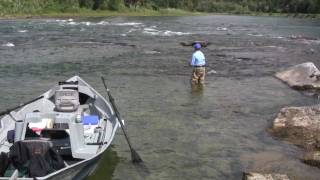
[190,53,195,66]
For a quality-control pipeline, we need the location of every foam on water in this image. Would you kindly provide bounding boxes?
[52,19,143,27]
[97,21,109,25]
[2,42,15,47]
[55,19,67,23]
[163,30,191,36]
[46,19,191,36]
[272,36,285,39]
[144,50,161,54]
[144,28,158,32]
[53,19,190,36]
[67,22,77,25]
[82,22,92,26]
[143,27,191,36]
[248,33,264,37]
[127,28,137,33]
[120,28,139,36]
[216,27,228,31]
[112,22,143,26]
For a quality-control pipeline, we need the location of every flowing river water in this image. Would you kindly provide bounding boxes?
[0,15,320,180]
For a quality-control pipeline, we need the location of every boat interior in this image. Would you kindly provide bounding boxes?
[0,79,115,178]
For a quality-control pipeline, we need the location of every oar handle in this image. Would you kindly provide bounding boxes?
[101,77,130,146]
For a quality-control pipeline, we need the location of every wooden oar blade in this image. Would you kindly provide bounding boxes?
[131,149,143,163]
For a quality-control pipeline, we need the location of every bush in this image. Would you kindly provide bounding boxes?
[0,0,80,14]
[0,0,320,15]
[196,2,247,13]
[107,0,124,11]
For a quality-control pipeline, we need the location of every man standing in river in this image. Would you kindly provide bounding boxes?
[190,43,206,86]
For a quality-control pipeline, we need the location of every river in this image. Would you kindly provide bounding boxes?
[0,15,320,180]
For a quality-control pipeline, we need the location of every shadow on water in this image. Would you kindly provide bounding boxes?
[133,161,151,179]
[86,145,150,180]
[87,147,119,180]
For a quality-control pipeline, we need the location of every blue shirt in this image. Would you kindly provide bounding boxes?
[191,50,206,66]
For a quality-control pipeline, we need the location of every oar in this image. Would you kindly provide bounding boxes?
[101,77,143,163]
[180,41,211,47]
[0,96,44,117]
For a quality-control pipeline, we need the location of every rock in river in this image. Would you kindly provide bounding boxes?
[303,151,320,168]
[271,106,320,150]
[275,62,320,90]
[243,172,290,180]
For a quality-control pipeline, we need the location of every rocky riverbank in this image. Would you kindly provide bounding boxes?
[243,62,320,180]
[243,172,290,180]
[270,62,320,176]
[275,62,320,92]
[271,105,320,168]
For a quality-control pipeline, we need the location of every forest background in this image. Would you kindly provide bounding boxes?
[0,0,320,17]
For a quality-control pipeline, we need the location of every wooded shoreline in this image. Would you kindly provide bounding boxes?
[0,0,319,19]
[1,10,319,20]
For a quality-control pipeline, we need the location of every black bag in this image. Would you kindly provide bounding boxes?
[28,155,53,177]
[9,141,65,177]
[45,148,65,170]
[9,141,30,171]
[0,152,10,176]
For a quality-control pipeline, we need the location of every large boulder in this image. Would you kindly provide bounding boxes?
[271,106,320,150]
[275,62,320,90]
[243,172,290,180]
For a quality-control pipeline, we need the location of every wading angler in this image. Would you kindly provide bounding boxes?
[190,43,206,86]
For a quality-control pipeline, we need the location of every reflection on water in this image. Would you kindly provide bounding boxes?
[191,83,205,94]
[88,147,119,180]
[0,15,320,179]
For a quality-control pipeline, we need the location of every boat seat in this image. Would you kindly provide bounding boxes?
[55,89,80,112]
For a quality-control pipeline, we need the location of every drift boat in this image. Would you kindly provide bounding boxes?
[0,76,120,179]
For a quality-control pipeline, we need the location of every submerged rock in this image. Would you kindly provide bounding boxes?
[275,62,320,91]
[243,172,290,180]
[271,106,320,150]
[303,151,320,168]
